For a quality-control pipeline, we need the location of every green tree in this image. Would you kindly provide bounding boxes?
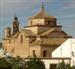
[25,56,45,69]
[9,57,22,69]
[56,60,71,69]
[0,58,12,69]
[8,56,24,69]
[71,65,75,69]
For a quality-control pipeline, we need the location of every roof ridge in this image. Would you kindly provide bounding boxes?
[39,28,55,36]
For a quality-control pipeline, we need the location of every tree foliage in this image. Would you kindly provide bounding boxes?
[0,56,75,69]
[71,65,75,69]
[56,60,75,69]
[7,56,24,69]
[25,57,45,69]
[0,58,12,69]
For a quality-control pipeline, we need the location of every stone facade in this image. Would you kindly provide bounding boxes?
[3,4,71,58]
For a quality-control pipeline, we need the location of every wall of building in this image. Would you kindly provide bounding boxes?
[42,58,70,69]
[52,38,75,66]
[28,19,45,26]
[41,45,58,57]
[25,26,61,35]
[3,32,31,58]
[25,26,38,34]
[29,45,41,57]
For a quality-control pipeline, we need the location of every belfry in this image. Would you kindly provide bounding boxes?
[13,15,19,35]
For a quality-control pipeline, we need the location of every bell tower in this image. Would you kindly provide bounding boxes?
[13,15,19,35]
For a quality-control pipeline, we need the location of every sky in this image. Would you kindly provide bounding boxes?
[0,0,75,41]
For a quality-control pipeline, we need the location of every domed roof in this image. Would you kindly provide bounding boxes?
[29,4,56,19]
[31,11,56,19]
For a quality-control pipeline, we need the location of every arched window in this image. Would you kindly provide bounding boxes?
[33,50,36,57]
[20,35,23,43]
[43,50,47,57]
[48,21,51,25]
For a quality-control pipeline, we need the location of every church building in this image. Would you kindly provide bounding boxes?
[3,4,71,58]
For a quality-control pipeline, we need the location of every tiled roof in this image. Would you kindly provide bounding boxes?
[39,28,69,38]
[22,29,35,36]
[29,10,56,19]
[30,38,67,46]
[39,28,55,36]
[3,29,36,39]
[12,29,36,38]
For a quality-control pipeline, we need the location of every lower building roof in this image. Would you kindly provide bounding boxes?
[30,38,67,46]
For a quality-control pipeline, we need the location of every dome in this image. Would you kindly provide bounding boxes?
[29,4,56,19]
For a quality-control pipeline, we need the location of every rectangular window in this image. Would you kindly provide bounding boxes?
[20,35,23,43]
[50,64,57,69]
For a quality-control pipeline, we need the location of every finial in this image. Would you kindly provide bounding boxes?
[41,2,45,12]
[14,14,18,20]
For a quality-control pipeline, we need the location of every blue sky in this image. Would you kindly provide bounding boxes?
[0,0,75,41]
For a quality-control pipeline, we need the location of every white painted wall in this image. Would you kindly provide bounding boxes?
[25,58,70,69]
[42,59,70,69]
[52,38,75,65]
